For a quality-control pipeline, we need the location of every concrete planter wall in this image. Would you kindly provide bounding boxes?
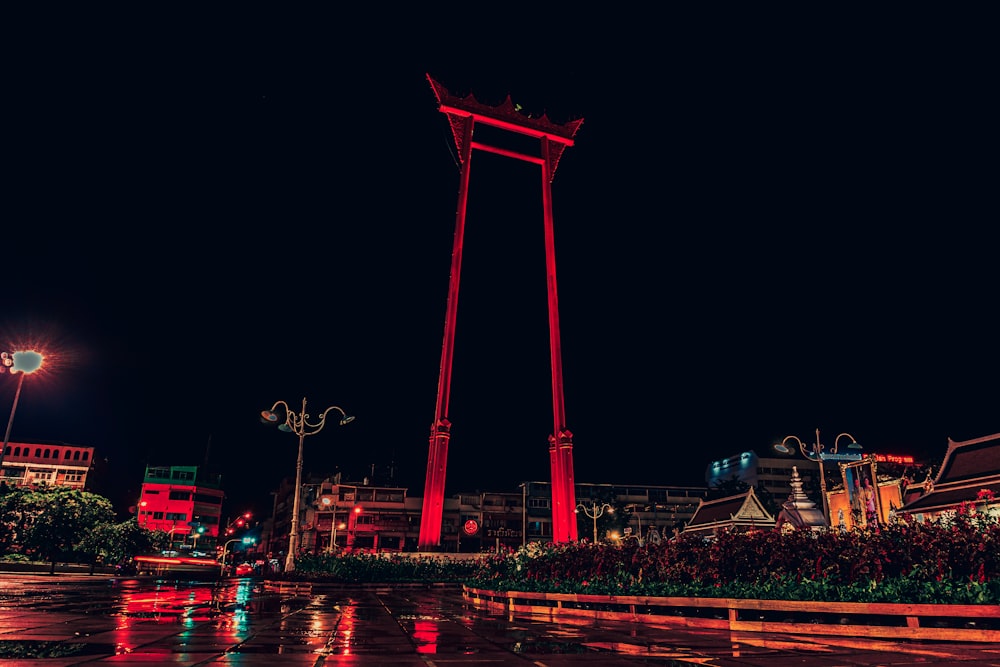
[464,585,1000,643]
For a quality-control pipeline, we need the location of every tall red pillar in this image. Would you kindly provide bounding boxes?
[419,75,583,549]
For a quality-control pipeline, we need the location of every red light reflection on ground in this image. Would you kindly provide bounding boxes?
[412,619,439,654]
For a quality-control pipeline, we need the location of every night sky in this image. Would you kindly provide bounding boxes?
[4,10,996,520]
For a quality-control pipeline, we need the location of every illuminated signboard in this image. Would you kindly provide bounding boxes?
[872,454,915,465]
[821,452,863,462]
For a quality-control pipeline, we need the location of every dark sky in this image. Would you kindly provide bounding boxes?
[4,10,997,520]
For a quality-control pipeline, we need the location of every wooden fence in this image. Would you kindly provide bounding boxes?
[464,586,1000,643]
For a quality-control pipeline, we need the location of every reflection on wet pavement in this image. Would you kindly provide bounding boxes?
[2,574,1000,665]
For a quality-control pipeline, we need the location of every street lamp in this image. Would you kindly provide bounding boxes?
[261,396,353,573]
[519,482,528,548]
[625,503,644,545]
[1,350,44,475]
[320,484,354,553]
[774,428,862,524]
[575,501,613,543]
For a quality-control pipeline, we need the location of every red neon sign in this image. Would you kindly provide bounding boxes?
[872,453,915,464]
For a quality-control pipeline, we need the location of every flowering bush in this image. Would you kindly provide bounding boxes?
[279,505,999,604]
[463,507,1000,604]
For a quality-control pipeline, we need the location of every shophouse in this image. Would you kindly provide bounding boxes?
[265,476,707,555]
[0,439,94,489]
[137,464,224,552]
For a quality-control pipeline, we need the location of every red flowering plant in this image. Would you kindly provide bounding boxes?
[462,507,1000,604]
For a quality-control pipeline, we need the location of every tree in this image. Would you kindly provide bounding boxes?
[0,486,34,555]
[19,488,116,573]
[79,519,157,573]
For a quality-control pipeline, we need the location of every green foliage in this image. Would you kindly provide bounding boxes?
[17,488,116,564]
[78,519,157,567]
[286,552,482,583]
[461,504,1000,605]
[0,487,154,567]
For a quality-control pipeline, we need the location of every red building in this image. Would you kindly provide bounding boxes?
[138,465,223,552]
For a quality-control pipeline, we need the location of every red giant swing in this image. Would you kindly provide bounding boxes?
[418,75,585,550]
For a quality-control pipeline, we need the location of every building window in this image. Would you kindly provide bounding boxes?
[153,512,165,520]
[73,451,80,460]
[64,450,71,459]
[169,491,192,501]
[82,452,89,461]
[165,512,186,521]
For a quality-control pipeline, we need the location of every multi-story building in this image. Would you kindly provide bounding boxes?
[137,465,224,552]
[0,439,94,489]
[264,476,708,556]
[546,481,707,542]
[706,450,821,502]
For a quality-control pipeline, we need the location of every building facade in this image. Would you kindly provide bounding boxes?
[138,465,224,552]
[0,439,94,489]
[706,449,822,501]
[263,477,708,557]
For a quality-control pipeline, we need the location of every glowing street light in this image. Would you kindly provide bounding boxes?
[261,396,353,573]
[1,350,44,475]
[576,501,613,543]
[774,428,862,524]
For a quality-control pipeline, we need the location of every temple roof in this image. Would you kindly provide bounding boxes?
[685,487,775,534]
[901,432,1000,513]
[932,433,1000,485]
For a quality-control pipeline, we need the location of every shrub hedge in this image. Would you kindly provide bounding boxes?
[282,502,1000,605]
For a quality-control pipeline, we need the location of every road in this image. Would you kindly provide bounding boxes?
[1,573,998,665]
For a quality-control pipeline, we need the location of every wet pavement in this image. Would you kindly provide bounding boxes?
[1,573,999,666]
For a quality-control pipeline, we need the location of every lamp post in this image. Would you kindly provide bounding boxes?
[327,484,357,553]
[575,501,613,543]
[775,428,862,524]
[519,482,528,548]
[0,350,44,474]
[625,504,644,544]
[261,396,353,573]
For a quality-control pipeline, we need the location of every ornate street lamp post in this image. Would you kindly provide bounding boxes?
[261,397,353,573]
[575,501,613,543]
[774,428,862,524]
[1,350,44,474]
